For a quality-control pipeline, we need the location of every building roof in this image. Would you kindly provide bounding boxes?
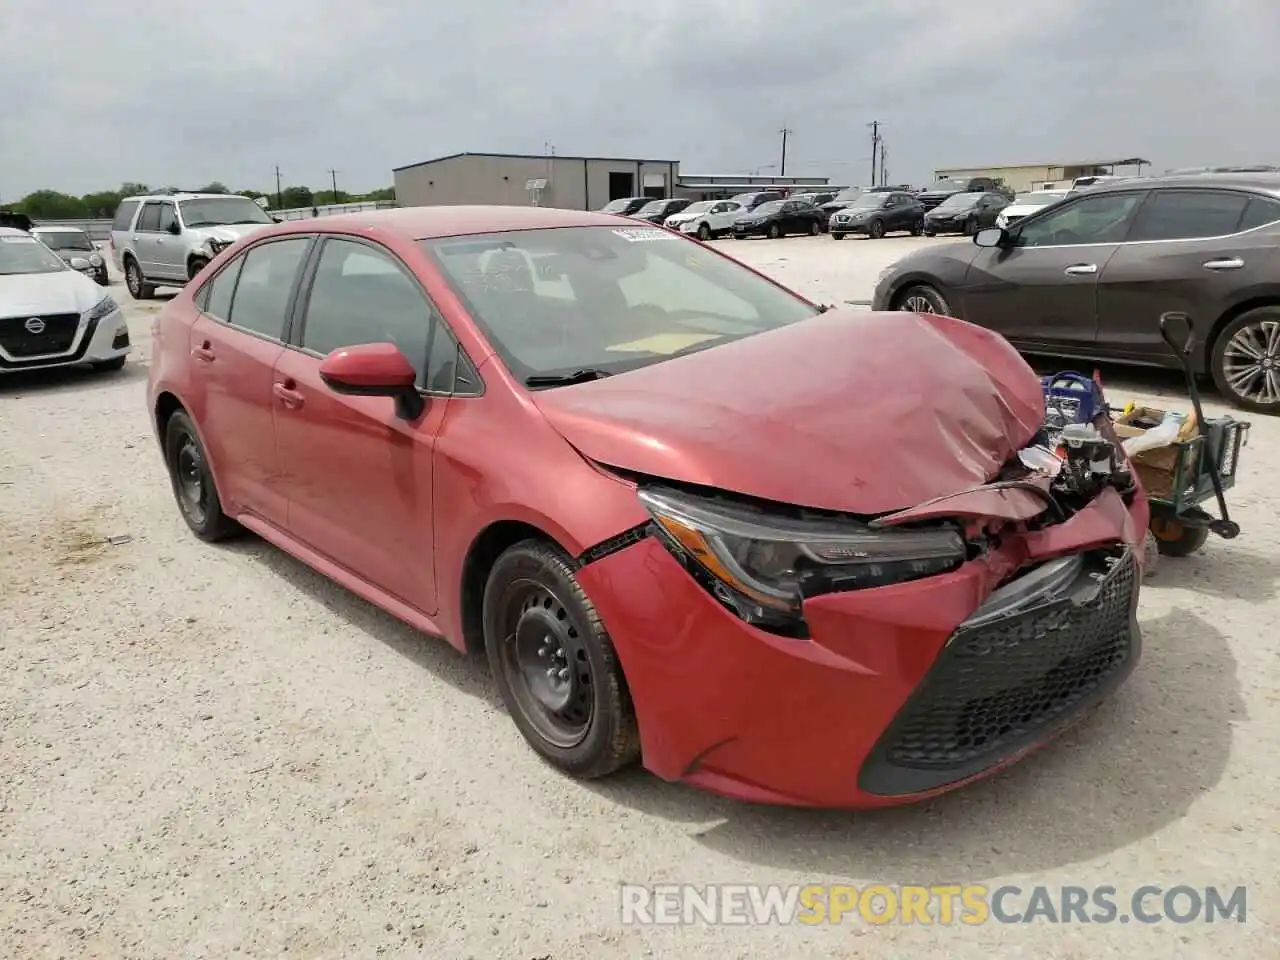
[266,204,634,240]
[393,151,680,173]
[935,158,1152,172]
[677,181,845,190]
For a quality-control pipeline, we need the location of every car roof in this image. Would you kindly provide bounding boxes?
[1086,172,1280,197]
[267,205,644,241]
[0,226,30,237]
[30,225,84,233]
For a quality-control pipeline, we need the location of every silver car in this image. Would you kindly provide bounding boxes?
[30,226,109,286]
[109,192,277,300]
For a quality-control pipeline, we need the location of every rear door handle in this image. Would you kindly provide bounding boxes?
[273,380,305,408]
[1064,263,1098,276]
[191,341,215,362]
[1203,257,1244,270]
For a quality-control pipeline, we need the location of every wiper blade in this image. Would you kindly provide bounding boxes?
[525,369,614,387]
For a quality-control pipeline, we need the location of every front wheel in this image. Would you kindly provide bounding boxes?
[962,218,978,237]
[164,410,240,542]
[896,283,951,316]
[483,540,641,779]
[1211,306,1280,413]
[868,218,886,239]
[809,220,821,235]
[1150,516,1211,557]
[697,222,711,241]
[188,256,210,280]
[831,232,845,241]
[910,221,923,236]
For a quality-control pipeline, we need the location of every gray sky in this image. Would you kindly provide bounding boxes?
[2,0,1276,199]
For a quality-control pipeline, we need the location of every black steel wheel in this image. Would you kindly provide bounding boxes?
[868,218,886,239]
[483,540,640,779]
[896,283,951,316]
[124,258,155,300]
[1211,307,1280,413]
[164,410,240,542]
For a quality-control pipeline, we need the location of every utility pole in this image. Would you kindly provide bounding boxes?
[879,141,887,186]
[779,127,793,176]
[328,168,339,201]
[868,121,883,187]
[274,165,282,209]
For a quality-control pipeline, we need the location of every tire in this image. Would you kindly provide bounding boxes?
[868,218,886,239]
[92,356,127,373]
[809,220,821,235]
[896,283,951,316]
[831,232,845,240]
[188,256,210,280]
[1150,518,1210,557]
[962,218,978,237]
[483,540,641,779]
[1210,306,1280,413]
[163,410,240,542]
[767,223,781,239]
[124,258,155,300]
[923,229,937,237]
[697,222,711,241]
[910,221,923,237]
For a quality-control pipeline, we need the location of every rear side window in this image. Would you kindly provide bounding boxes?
[112,200,140,232]
[1126,190,1251,242]
[136,203,162,232]
[223,238,310,340]
[1237,196,1280,232]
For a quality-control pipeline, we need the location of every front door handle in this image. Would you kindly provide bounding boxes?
[273,381,305,409]
[1203,257,1244,270]
[191,341,215,362]
[1064,263,1098,276]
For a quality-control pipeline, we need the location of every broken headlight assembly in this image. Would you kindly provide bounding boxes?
[638,486,966,635]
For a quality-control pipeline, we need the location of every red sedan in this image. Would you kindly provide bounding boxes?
[147,206,1148,808]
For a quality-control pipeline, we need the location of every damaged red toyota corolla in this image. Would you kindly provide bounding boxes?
[147,206,1149,808]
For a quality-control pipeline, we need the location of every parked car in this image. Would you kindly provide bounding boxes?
[629,198,693,225]
[873,173,1280,412]
[730,191,785,211]
[146,204,1146,808]
[829,191,925,239]
[995,190,1071,229]
[819,187,865,217]
[791,192,835,207]
[1071,175,1130,191]
[922,191,1011,236]
[731,198,827,238]
[0,210,33,232]
[916,177,1008,210]
[111,192,277,300]
[0,227,128,374]
[31,226,109,285]
[600,197,651,216]
[663,199,745,239]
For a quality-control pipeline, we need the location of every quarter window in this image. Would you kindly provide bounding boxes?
[136,203,162,232]
[1016,192,1142,247]
[1126,190,1251,242]
[300,239,443,385]
[224,238,310,340]
[200,257,244,319]
[1236,196,1280,232]
[112,200,140,232]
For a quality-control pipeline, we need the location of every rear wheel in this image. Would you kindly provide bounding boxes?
[164,410,240,542]
[1210,306,1280,413]
[896,284,951,316]
[124,258,155,300]
[1150,517,1210,557]
[767,223,781,239]
[483,540,640,779]
[868,218,886,239]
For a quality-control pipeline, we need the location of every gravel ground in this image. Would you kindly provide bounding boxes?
[1,238,1276,959]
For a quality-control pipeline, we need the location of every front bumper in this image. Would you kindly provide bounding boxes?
[0,307,129,373]
[731,222,768,236]
[924,218,967,233]
[830,217,871,235]
[576,489,1145,808]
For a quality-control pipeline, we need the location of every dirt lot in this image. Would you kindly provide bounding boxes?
[1,236,1277,959]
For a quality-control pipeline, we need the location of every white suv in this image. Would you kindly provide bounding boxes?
[110,192,276,300]
[663,200,746,239]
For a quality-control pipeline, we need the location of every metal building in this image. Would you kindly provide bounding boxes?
[933,157,1151,194]
[393,152,681,211]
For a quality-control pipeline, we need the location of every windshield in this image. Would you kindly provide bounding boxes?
[34,230,94,251]
[832,188,862,202]
[635,201,666,216]
[1015,192,1068,207]
[730,193,763,204]
[681,201,714,214]
[422,225,820,384]
[602,199,638,213]
[847,193,887,210]
[753,201,783,214]
[177,197,274,228]
[0,235,69,275]
[935,192,983,211]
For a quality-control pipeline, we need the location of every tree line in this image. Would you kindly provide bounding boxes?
[5,182,397,220]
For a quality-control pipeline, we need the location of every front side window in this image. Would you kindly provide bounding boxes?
[423,225,819,385]
[1016,192,1143,247]
[136,203,163,232]
[1126,190,1252,242]
[112,200,140,232]
[0,234,68,275]
[300,239,442,384]
[178,197,273,228]
[223,238,310,339]
[156,203,177,233]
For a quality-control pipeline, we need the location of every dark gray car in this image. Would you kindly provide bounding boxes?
[872,173,1280,413]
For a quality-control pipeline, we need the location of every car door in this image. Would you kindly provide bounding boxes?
[132,201,164,277]
[959,190,1145,349]
[153,201,186,281]
[271,236,461,615]
[187,235,313,525]
[1096,189,1280,363]
[713,201,742,231]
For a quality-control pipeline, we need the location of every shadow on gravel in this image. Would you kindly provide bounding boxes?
[0,357,149,396]
[584,608,1243,882]
[1146,545,1280,604]
[222,538,498,707]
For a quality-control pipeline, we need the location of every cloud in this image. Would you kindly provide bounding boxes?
[1,0,1276,199]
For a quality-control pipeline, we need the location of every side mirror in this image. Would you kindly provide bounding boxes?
[69,257,91,271]
[166,221,181,235]
[319,343,424,420]
[974,228,1007,248]
[271,215,282,223]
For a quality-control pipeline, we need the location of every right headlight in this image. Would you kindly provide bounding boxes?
[638,486,965,633]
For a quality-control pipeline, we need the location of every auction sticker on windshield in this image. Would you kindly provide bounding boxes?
[607,333,721,355]
[612,228,679,242]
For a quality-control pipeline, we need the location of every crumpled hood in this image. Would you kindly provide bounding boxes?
[0,271,103,317]
[530,309,1045,516]
[192,223,271,244]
